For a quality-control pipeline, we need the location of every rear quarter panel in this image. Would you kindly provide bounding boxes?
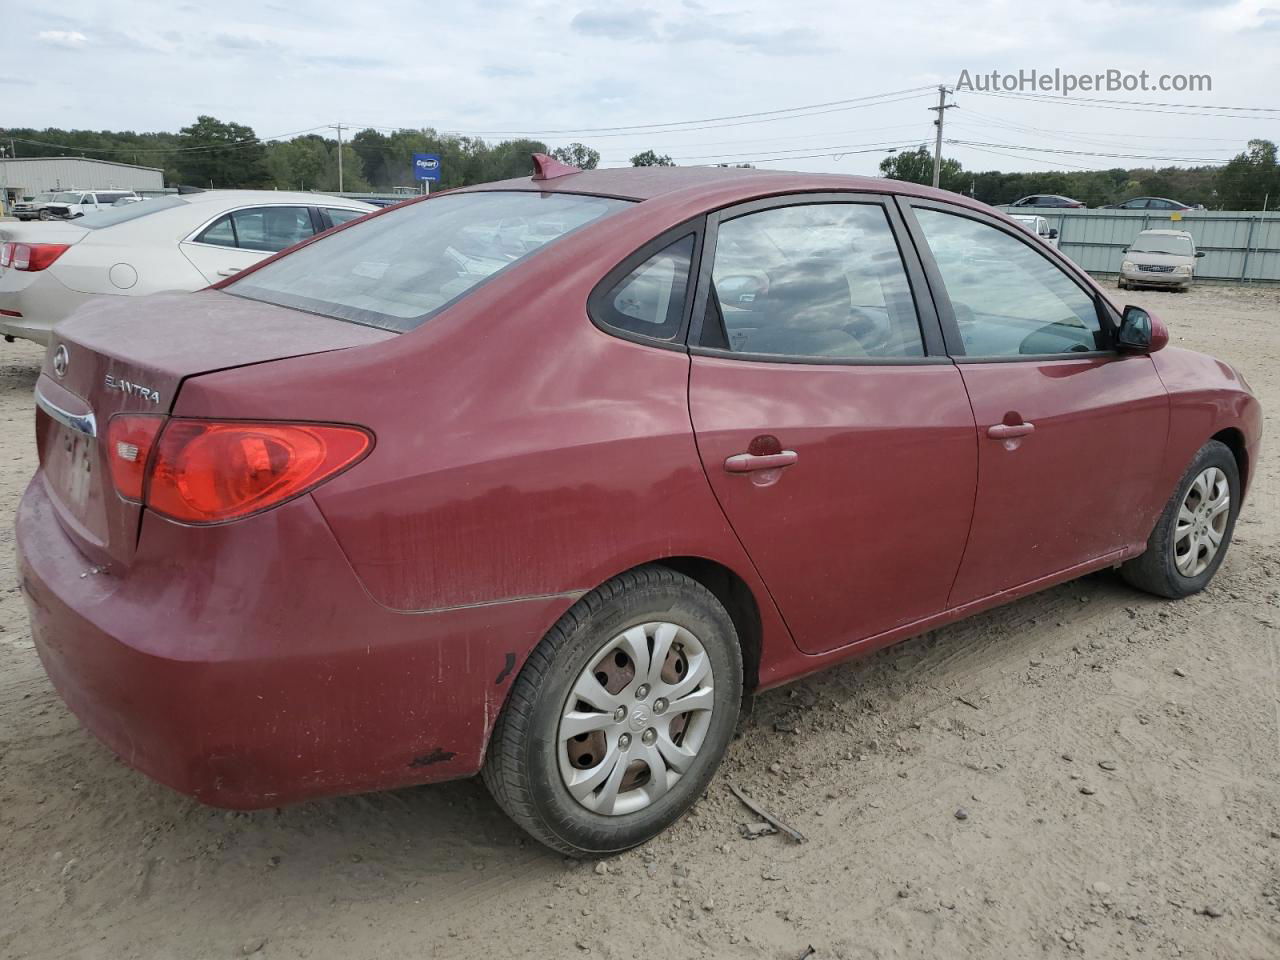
[174,206,791,646]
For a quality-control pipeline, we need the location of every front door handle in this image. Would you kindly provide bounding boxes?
[216,267,242,277]
[724,450,799,473]
[987,422,1035,439]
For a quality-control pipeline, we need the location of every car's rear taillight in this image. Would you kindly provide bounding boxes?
[1,242,70,271]
[106,414,166,501]
[146,420,371,523]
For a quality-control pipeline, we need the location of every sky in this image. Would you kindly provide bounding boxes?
[2,0,1278,178]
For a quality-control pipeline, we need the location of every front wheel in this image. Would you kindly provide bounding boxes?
[482,565,742,857]
[1121,440,1240,598]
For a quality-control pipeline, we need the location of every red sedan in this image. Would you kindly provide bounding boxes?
[17,157,1261,856]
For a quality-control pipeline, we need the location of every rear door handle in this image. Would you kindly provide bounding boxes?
[987,422,1035,439]
[216,267,242,277]
[724,450,799,473]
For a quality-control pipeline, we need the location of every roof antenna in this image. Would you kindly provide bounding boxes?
[531,153,580,181]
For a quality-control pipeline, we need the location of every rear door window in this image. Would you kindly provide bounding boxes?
[230,206,315,252]
[325,207,366,227]
[231,191,630,332]
[702,202,925,359]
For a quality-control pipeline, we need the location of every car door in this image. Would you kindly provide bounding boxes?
[179,205,318,284]
[685,195,978,654]
[901,199,1169,605]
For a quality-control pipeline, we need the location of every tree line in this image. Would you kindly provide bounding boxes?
[0,116,675,192]
[879,140,1280,209]
[4,116,1277,209]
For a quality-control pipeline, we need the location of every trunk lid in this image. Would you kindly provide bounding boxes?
[34,289,393,568]
[0,221,89,245]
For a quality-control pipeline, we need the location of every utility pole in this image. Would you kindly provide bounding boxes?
[928,85,955,189]
[329,123,348,193]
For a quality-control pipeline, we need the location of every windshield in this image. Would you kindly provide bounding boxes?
[52,192,86,204]
[1131,234,1193,256]
[230,191,631,331]
[79,195,188,229]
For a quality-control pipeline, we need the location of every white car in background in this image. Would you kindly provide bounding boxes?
[1009,214,1060,248]
[0,190,374,344]
[41,189,141,219]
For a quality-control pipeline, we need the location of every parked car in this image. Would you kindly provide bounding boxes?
[1009,213,1059,247]
[1118,229,1204,291]
[1103,197,1192,211]
[41,189,140,219]
[1010,194,1085,208]
[11,192,61,221]
[18,160,1260,857]
[0,190,374,344]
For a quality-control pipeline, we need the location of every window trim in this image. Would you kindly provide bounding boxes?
[585,219,706,353]
[684,191,949,367]
[896,197,1120,363]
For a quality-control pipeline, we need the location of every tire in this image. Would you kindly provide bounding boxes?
[37,210,51,221]
[1117,279,1127,290]
[1120,440,1240,599]
[482,565,743,857]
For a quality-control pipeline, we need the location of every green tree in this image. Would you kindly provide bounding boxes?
[630,150,675,167]
[552,143,600,170]
[174,115,269,188]
[878,146,965,193]
[1217,139,1279,210]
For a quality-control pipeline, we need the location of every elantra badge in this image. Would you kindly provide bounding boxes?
[104,374,161,404]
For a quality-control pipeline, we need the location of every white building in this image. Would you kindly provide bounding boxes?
[1,157,165,210]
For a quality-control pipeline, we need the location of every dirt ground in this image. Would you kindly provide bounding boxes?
[1,285,1278,960]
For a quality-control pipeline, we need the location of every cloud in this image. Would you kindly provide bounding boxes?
[37,30,88,48]
[303,54,388,69]
[570,9,658,41]
[481,64,535,79]
[213,32,276,51]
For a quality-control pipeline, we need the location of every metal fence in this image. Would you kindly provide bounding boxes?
[993,207,1280,284]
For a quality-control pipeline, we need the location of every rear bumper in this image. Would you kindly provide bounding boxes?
[17,476,570,809]
[0,271,89,344]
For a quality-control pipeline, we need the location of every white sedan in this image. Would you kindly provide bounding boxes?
[0,190,375,345]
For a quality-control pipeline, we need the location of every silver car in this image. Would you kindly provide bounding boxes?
[1118,229,1204,292]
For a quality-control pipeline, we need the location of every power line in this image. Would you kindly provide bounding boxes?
[947,138,1234,165]
[342,91,938,141]
[967,90,1280,121]
[601,134,933,165]
[945,141,1095,171]
[346,86,936,138]
[955,106,1251,143]
[975,90,1279,114]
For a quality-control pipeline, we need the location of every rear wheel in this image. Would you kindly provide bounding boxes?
[1121,440,1239,598]
[482,565,742,857]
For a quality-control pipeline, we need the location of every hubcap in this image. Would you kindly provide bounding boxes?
[558,621,715,816]
[1173,466,1230,578]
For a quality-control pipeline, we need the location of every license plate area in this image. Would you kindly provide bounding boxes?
[45,422,96,514]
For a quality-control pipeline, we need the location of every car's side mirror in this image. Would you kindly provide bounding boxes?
[1117,305,1169,354]
[1195,251,1205,258]
[1047,228,1059,239]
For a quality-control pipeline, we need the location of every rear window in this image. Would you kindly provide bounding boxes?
[229,191,630,332]
[79,195,188,229]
